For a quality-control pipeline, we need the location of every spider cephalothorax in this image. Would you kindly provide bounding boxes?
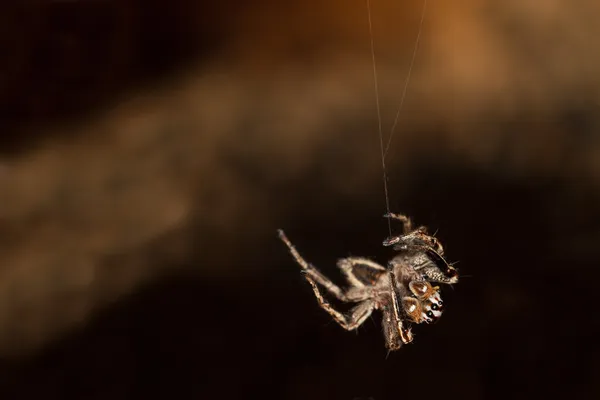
[278,213,458,351]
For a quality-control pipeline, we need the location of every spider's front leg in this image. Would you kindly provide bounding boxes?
[382,214,445,257]
[383,212,413,233]
[387,270,414,345]
[278,229,347,301]
[382,307,403,350]
[382,213,425,247]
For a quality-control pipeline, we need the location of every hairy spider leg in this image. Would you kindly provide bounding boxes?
[278,229,348,301]
[383,212,413,233]
[381,307,403,350]
[337,257,386,288]
[278,230,377,331]
[305,276,375,331]
[383,213,430,246]
[388,270,413,344]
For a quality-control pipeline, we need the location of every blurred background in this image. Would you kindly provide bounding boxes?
[0,0,599,398]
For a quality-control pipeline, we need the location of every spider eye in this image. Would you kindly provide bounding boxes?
[426,311,434,318]
[409,281,433,299]
[402,297,422,322]
[431,304,439,311]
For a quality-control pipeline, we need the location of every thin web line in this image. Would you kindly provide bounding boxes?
[384,0,428,159]
[366,0,392,237]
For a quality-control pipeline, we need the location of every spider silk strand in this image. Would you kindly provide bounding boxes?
[384,0,428,158]
[366,0,392,237]
[367,0,428,237]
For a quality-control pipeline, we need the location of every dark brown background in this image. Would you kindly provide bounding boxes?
[0,0,599,399]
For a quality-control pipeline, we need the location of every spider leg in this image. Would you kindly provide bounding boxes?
[382,306,402,350]
[383,212,413,233]
[337,257,386,288]
[305,276,374,331]
[382,214,435,248]
[388,270,413,344]
[278,229,348,301]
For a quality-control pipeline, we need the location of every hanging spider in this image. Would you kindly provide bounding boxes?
[278,212,458,351]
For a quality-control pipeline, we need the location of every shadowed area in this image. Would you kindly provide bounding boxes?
[0,0,599,399]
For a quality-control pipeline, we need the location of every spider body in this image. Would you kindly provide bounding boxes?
[278,213,458,351]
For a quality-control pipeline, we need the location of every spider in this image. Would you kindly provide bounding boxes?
[278,212,458,351]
